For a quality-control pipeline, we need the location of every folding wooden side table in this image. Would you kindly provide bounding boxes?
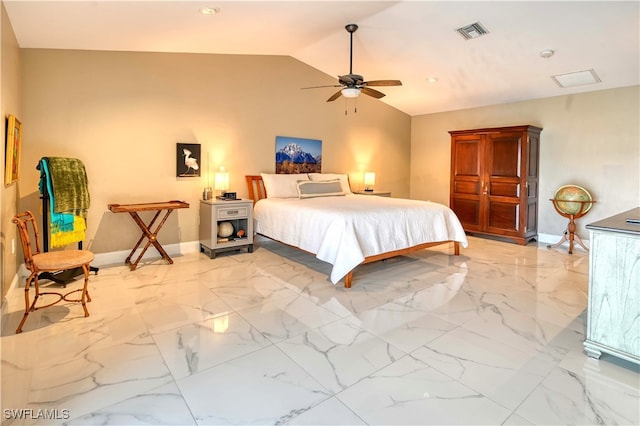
[108,200,189,270]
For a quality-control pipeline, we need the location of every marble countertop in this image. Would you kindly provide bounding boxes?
[586,207,640,235]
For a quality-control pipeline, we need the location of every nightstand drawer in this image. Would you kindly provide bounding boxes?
[218,206,248,219]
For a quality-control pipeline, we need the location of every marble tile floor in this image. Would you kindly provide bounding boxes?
[1,236,638,425]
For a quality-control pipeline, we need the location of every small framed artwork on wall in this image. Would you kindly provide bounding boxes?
[176,142,201,177]
[5,114,22,185]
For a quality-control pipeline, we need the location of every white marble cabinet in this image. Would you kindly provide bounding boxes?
[584,208,640,365]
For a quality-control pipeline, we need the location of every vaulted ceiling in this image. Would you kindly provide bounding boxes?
[4,1,639,116]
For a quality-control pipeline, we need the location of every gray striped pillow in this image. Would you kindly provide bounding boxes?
[296,179,345,198]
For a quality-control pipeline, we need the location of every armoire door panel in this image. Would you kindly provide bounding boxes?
[451,198,481,229]
[453,180,480,196]
[526,202,538,232]
[527,181,537,198]
[487,201,520,233]
[487,134,522,178]
[489,182,520,198]
[528,135,539,178]
[453,140,481,177]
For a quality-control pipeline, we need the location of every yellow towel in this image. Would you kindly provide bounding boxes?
[50,216,86,248]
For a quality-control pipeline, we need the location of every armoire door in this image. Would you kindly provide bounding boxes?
[484,130,526,237]
[450,133,483,231]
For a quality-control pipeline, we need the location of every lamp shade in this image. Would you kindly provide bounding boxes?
[214,167,229,192]
[341,87,361,98]
[364,172,375,190]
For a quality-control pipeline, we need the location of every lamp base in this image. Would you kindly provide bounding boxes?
[202,187,213,200]
[364,189,373,192]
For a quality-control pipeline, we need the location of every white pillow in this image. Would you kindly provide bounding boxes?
[308,173,352,194]
[261,173,309,198]
[296,179,345,198]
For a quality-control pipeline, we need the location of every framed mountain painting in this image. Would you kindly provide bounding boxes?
[275,136,321,174]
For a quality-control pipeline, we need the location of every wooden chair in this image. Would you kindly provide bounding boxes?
[12,211,95,333]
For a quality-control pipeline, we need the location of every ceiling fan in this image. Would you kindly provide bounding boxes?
[303,24,402,103]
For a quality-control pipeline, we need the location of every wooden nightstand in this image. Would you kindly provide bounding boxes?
[354,190,391,197]
[199,199,254,258]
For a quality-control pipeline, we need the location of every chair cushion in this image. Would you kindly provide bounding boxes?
[32,250,94,271]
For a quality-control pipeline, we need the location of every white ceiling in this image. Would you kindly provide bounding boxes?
[4,1,639,116]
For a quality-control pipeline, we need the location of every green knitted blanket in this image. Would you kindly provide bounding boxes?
[46,157,90,217]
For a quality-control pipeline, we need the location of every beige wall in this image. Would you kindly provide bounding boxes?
[1,2,22,298]
[19,49,411,256]
[410,86,640,238]
[4,44,639,296]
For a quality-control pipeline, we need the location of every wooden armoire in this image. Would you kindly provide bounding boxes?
[449,125,542,245]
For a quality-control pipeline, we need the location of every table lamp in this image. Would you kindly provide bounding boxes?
[215,167,230,199]
[364,172,375,192]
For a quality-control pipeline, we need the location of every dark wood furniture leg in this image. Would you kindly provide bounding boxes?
[126,209,175,270]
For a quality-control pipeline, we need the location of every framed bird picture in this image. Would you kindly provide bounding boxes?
[176,142,201,177]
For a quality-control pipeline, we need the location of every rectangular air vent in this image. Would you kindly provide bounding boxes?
[552,69,601,88]
[456,22,489,40]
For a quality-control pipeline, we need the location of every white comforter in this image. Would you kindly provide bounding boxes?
[253,194,468,284]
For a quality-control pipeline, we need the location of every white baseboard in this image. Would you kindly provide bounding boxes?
[92,240,201,267]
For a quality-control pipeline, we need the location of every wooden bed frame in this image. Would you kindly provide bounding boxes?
[246,175,460,288]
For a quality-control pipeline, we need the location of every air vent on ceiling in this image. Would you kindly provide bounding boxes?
[552,69,601,88]
[456,22,489,40]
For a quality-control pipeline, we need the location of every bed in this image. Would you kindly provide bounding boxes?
[246,173,468,288]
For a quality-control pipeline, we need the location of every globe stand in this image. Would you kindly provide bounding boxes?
[547,199,595,254]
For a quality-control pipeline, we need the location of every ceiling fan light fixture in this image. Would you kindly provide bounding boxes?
[341,87,361,98]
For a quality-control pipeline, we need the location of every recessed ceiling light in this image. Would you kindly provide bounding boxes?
[199,7,220,15]
[426,77,439,83]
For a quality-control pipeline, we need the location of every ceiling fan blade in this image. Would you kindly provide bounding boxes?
[362,80,402,87]
[301,84,342,90]
[326,90,343,102]
[361,87,386,99]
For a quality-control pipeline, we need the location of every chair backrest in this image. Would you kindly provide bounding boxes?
[12,211,42,271]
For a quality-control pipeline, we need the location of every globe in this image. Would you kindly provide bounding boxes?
[553,185,593,216]
[217,221,234,238]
